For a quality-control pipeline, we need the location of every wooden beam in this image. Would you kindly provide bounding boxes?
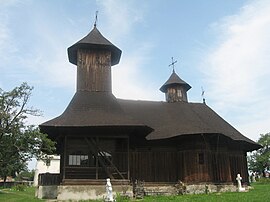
[63,135,67,180]
[89,138,125,179]
[84,137,113,179]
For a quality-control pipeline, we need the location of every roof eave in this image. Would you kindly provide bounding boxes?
[67,43,122,66]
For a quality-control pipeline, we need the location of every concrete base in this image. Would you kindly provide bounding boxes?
[238,187,246,192]
[35,185,58,199]
[185,184,237,194]
[144,183,238,196]
[36,184,132,201]
[144,185,177,196]
[36,183,243,200]
[57,185,133,201]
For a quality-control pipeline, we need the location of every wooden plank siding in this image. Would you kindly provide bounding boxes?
[229,153,249,184]
[77,49,111,92]
[129,150,245,184]
[58,135,249,185]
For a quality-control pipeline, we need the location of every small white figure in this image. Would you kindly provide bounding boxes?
[251,172,256,182]
[236,173,245,192]
[105,178,114,202]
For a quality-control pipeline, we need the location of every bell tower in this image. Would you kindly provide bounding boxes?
[160,58,191,103]
[67,24,121,93]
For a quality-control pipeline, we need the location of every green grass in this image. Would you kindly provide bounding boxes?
[0,186,43,202]
[0,182,269,202]
[115,183,270,202]
[138,183,270,202]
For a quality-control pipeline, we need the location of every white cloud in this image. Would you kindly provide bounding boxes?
[238,117,270,142]
[112,44,162,101]
[98,0,160,101]
[0,1,77,89]
[202,0,270,140]
[97,0,144,40]
[0,1,17,61]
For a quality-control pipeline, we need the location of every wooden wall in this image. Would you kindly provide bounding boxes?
[229,152,249,184]
[62,136,128,180]
[77,49,111,92]
[129,150,246,183]
[57,134,249,185]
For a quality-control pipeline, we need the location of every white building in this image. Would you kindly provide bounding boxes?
[33,155,60,186]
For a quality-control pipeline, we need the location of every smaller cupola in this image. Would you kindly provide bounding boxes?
[160,58,191,103]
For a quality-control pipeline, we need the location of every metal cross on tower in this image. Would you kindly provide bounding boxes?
[169,57,177,73]
[201,86,206,104]
[94,11,98,27]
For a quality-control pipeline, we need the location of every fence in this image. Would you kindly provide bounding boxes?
[38,173,60,186]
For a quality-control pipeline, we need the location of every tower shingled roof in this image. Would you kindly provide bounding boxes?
[160,71,192,93]
[67,26,122,66]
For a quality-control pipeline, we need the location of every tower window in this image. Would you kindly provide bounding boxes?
[177,89,182,97]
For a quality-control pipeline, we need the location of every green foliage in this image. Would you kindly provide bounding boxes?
[13,184,27,191]
[248,133,270,174]
[256,177,270,184]
[15,170,35,181]
[115,192,130,202]
[0,83,55,182]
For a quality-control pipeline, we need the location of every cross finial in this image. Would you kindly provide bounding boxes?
[94,11,98,27]
[169,57,177,73]
[201,86,206,104]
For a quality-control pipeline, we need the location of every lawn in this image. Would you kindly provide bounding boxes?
[0,186,43,202]
[138,183,270,202]
[0,182,269,202]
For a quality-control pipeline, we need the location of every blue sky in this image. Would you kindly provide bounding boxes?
[1,0,270,148]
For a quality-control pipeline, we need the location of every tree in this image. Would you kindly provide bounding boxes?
[15,169,35,181]
[0,82,55,183]
[248,133,270,175]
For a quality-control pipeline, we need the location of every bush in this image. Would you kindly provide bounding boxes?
[13,184,27,191]
[256,177,270,184]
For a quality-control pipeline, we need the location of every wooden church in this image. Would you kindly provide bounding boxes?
[39,23,260,198]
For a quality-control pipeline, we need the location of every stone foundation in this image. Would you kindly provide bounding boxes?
[35,185,58,199]
[36,184,133,201]
[36,183,243,200]
[143,183,238,196]
[185,184,237,194]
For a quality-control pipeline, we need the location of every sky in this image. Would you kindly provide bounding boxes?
[1,0,270,168]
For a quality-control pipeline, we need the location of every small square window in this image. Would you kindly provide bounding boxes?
[198,153,204,165]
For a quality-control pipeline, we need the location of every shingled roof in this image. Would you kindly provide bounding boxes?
[160,70,191,92]
[118,99,260,151]
[67,26,122,66]
[40,92,150,129]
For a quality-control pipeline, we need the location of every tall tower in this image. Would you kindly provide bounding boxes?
[67,25,121,92]
[160,69,191,103]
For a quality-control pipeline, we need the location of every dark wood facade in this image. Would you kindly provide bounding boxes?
[63,136,128,180]
[77,49,112,92]
[40,25,260,187]
[128,135,249,184]
[47,132,250,185]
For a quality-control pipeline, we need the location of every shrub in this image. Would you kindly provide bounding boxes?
[255,177,270,184]
[13,184,27,191]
